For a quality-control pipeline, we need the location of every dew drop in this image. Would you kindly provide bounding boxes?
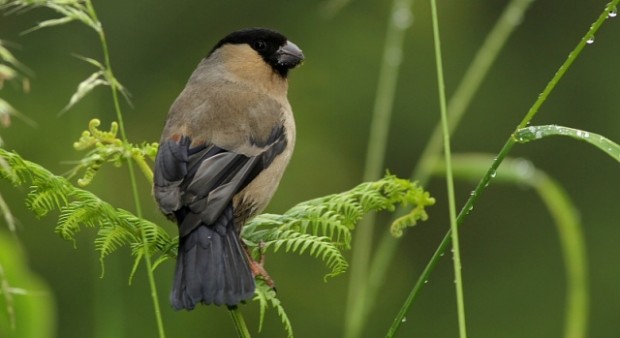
[424,279,429,284]
[586,36,595,44]
[609,7,618,18]
[535,131,543,139]
[401,317,407,323]
[490,171,497,178]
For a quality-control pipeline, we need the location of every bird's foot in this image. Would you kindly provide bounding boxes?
[248,241,276,289]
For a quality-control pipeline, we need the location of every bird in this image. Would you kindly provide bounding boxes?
[153,27,304,310]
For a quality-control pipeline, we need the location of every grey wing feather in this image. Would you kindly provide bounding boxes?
[153,137,191,215]
[181,154,260,236]
[154,124,287,235]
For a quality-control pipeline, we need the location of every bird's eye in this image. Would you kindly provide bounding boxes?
[253,40,267,51]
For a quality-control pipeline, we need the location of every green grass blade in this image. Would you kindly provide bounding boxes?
[434,154,588,338]
[363,2,535,333]
[414,0,535,182]
[429,0,467,336]
[386,2,619,335]
[514,125,620,163]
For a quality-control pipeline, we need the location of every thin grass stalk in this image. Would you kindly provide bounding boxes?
[361,0,535,332]
[385,1,619,335]
[84,1,166,337]
[385,139,514,338]
[429,0,466,336]
[413,0,535,182]
[434,154,588,338]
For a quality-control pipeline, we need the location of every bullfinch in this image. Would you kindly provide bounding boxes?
[153,28,304,309]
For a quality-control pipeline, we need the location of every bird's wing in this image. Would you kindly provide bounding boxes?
[154,124,287,237]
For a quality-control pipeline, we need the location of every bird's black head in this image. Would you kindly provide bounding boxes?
[210,28,304,77]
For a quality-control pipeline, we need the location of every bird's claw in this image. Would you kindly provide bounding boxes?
[248,241,276,289]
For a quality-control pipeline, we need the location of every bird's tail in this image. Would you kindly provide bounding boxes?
[170,220,255,310]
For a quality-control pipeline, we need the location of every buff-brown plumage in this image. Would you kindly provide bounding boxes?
[153,28,303,309]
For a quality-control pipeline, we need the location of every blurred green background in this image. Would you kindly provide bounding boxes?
[1,0,620,337]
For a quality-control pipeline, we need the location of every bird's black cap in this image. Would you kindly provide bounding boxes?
[209,27,304,77]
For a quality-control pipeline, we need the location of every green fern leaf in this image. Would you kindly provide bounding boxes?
[57,201,101,241]
[254,280,294,338]
[243,174,434,280]
[0,149,173,280]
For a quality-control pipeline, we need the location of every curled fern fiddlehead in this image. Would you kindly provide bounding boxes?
[70,119,158,185]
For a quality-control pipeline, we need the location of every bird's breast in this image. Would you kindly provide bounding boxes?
[233,108,295,224]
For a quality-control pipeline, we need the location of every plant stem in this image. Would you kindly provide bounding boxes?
[434,154,588,338]
[413,0,535,183]
[517,2,618,130]
[385,139,515,338]
[229,307,252,338]
[386,1,619,335]
[84,1,166,337]
[360,1,534,331]
[429,0,467,336]
[344,0,413,337]
[133,153,155,182]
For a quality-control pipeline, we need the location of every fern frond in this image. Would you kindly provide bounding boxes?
[253,280,269,333]
[0,148,434,338]
[23,170,71,217]
[243,174,435,279]
[57,200,103,241]
[0,148,173,278]
[127,216,174,256]
[254,280,294,338]
[263,230,348,279]
[95,225,133,259]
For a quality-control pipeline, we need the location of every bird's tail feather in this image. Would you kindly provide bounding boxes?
[170,221,255,310]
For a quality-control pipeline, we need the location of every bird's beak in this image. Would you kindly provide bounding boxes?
[276,41,304,68]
